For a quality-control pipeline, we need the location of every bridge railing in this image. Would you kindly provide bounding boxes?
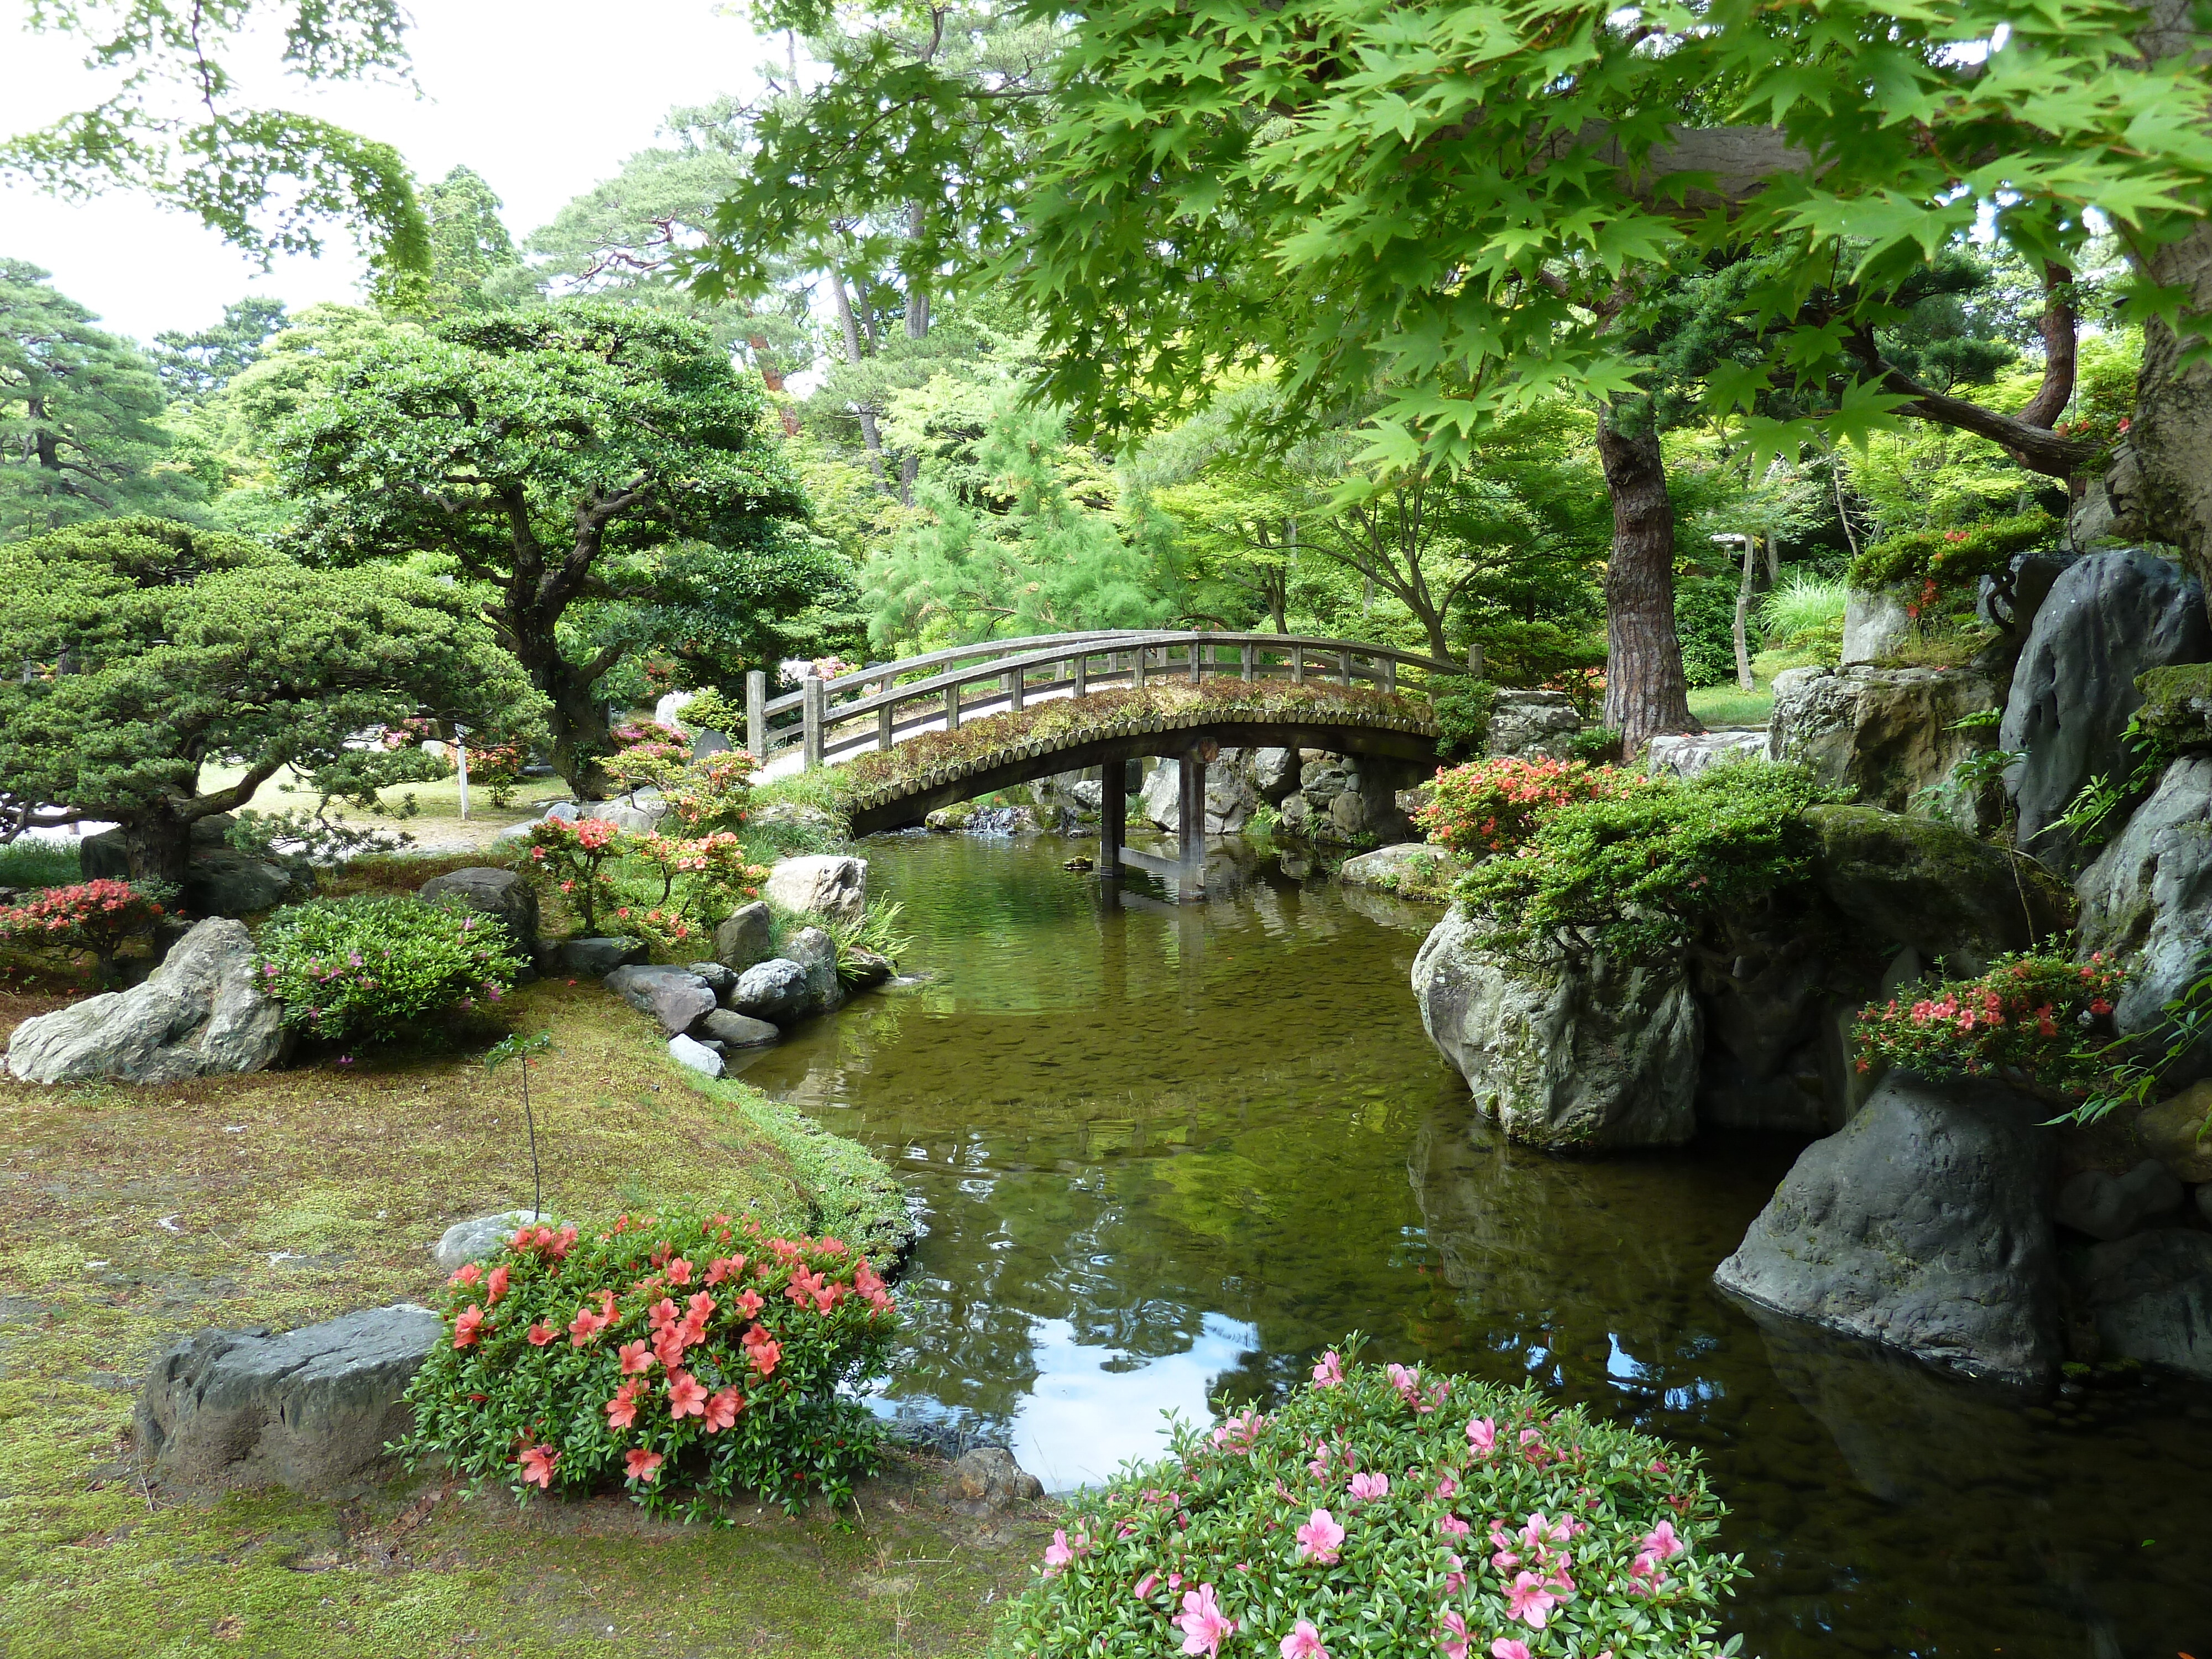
[740,630,1467,770]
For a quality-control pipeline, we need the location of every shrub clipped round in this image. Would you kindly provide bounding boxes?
[993,1347,1745,1658]
[255,895,525,1044]
[401,1211,898,1514]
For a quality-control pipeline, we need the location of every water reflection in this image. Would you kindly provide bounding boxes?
[740,831,2212,1657]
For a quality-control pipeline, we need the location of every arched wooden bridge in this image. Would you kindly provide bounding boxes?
[739,630,1463,885]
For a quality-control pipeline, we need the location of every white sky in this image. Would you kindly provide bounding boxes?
[0,0,765,345]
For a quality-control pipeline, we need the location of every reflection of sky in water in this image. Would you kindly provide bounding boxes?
[873,1312,1258,1492]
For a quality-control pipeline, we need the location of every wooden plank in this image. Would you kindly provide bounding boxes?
[1187,639,1202,686]
[1100,761,1125,879]
[1241,642,1254,681]
[877,694,893,753]
[745,670,766,758]
[946,679,961,733]
[802,676,825,770]
[1338,649,1353,685]
[1291,644,1306,685]
[1133,647,1148,691]
[1072,653,1087,698]
[1009,664,1025,712]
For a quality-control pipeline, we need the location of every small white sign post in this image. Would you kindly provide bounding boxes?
[454,723,471,821]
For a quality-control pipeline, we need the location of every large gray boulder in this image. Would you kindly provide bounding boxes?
[712,900,777,975]
[1999,547,2211,859]
[2134,1082,2212,1182]
[1338,841,1459,898]
[668,1032,723,1077]
[554,936,646,978]
[2074,755,2212,1082]
[1768,665,2005,824]
[698,1008,781,1048]
[1713,1073,2062,1389]
[2067,1229,2212,1379]
[2054,1159,2184,1241]
[1482,690,1580,760]
[1841,588,1914,665]
[731,958,810,1023]
[417,867,539,954]
[604,964,717,1036]
[764,853,868,924]
[1645,731,1768,779]
[944,1445,1046,1514]
[1412,906,1702,1151]
[1248,747,1301,802]
[598,789,671,834]
[783,925,847,1018]
[135,1303,441,1493]
[6,917,285,1086]
[1139,753,1261,835]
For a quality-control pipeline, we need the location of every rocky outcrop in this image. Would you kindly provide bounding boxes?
[1977,549,2083,638]
[135,1304,441,1493]
[432,1211,536,1272]
[713,901,776,974]
[2066,1229,2212,1379]
[1139,752,1261,835]
[6,918,285,1085]
[1412,906,1702,1150]
[1713,1073,2061,1389]
[604,964,718,1037]
[944,1446,1047,1514]
[1645,731,1768,779]
[1338,841,1459,899]
[417,868,539,956]
[764,854,868,924]
[82,815,311,919]
[2073,755,2212,1082]
[554,937,646,978]
[732,958,809,1023]
[1804,805,2074,972]
[1841,588,1914,665]
[1482,690,1580,760]
[1999,547,2210,859]
[2054,1160,2185,1241]
[784,925,846,1018]
[1768,664,2004,823]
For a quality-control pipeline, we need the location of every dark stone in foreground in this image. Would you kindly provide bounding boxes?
[555,937,647,978]
[135,1303,441,1493]
[604,964,717,1035]
[698,1008,781,1047]
[418,867,540,954]
[1714,1073,2061,1389]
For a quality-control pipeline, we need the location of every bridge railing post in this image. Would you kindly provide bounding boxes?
[946,677,961,732]
[1291,644,1306,685]
[1009,661,1025,712]
[1383,655,1396,695]
[1133,646,1147,691]
[746,670,766,759]
[1337,649,1353,686]
[877,683,893,753]
[1187,634,1202,686]
[1241,641,1254,681]
[1072,651,1087,698]
[801,674,825,770]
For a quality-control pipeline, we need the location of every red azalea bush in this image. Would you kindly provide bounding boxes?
[1851,951,2125,1099]
[1414,758,1649,860]
[402,1210,899,1514]
[0,879,170,983]
[613,831,770,951]
[990,1347,1744,1659]
[525,816,627,934]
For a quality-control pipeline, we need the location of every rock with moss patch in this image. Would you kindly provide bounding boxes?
[1767,665,2003,826]
[1999,547,2210,860]
[765,853,869,923]
[712,901,776,975]
[1841,589,1914,665]
[1482,690,1581,760]
[2074,755,2212,1082]
[2135,1083,2212,1182]
[135,1303,441,1495]
[1412,906,1702,1151]
[731,958,808,1022]
[2125,661,2212,752]
[555,937,646,978]
[1339,841,1459,899]
[1804,805,2074,973]
[1645,731,1769,779]
[945,1445,1046,1514]
[784,925,847,1019]
[418,867,539,955]
[1714,1073,2061,1389]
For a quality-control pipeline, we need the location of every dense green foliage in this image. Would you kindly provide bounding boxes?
[0,517,542,875]
[276,301,843,786]
[1847,507,2062,599]
[990,1347,1745,1658]
[403,1210,900,1515]
[255,895,528,1045]
[1853,951,2124,1104]
[1417,758,1650,860]
[1460,762,1837,964]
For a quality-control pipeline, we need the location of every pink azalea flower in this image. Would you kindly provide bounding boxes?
[1175,1584,1237,1656]
[1466,1416,1497,1455]
[1437,1609,1470,1659]
[1442,1552,1466,1594]
[1044,1528,1077,1573]
[1347,1471,1388,1503]
[1280,1620,1329,1659]
[1295,1507,1344,1565]
[1134,1573,1160,1600]
[518,1443,557,1489]
[1640,1519,1684,1561]
[1439,1513,1470,1538]
[1504,1572,1559,1629]
[1434,1474,1458,1501]
[1311,1349,1345,1387]
[1491,1642,1532,1659]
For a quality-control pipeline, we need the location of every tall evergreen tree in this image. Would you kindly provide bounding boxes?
[371,165,523,318]
[153,298,290,403]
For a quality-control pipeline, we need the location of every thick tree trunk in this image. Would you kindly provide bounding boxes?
[2130,221,2212,585]
[1595,415,1699,751]
[122,809,194,888]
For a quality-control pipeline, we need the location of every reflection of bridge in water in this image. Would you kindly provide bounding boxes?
[741,630,1459,898]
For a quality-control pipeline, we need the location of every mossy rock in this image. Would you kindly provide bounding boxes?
[2131,662,2212,751]
[1805,805,2076,968]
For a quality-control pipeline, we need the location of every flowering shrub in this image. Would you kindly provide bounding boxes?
[401,1210,899,1514]
[1852,951,2125,1100]
[992,1348,1745,1659]
[1415,758,1649,859]
[0,879,169,984]
[1847,508,2059,601]
[526,816,627,935]
[255,895,525,1045]
[611,831,771,951]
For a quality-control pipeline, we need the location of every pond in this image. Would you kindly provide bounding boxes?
[732,830,2212,1658]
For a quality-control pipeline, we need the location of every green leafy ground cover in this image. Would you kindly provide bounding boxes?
[0,979,1045,1657]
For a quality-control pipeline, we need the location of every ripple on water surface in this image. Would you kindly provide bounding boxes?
[732,831,2212,1658]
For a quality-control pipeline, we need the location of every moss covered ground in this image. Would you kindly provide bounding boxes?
[0,978,1046,1657]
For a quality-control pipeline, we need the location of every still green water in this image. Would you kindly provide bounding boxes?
[732,831,2212,1658]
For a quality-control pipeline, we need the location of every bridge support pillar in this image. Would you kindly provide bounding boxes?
[1099,760,1124,881]
[1177,750,1206,889]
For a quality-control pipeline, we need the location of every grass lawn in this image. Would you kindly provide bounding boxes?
[1684,683,1777,727]
[0,975,1046,1657]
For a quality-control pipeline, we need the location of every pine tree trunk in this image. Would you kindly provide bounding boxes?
[122,810,194,888]
[1595,414,1699,752]
[2130,220,2212,585]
